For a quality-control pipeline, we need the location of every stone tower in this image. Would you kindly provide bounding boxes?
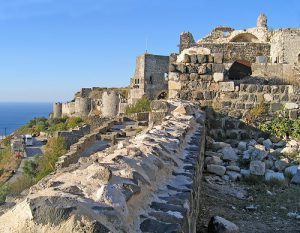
[102,91,120,118]
[257,13,267,28]
[53,102,62,118]
[75,97,91,117]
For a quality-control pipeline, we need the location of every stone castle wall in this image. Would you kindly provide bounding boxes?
[197,42,270,63]
[168,52,300,140]
[128,54,169,104]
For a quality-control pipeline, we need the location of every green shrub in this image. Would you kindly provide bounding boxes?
[291,117,300,139]
[35,137,66,181]
[0,185,9,203]
[125,96,151,114]
[23,160,38,178]
[66,117,83,129]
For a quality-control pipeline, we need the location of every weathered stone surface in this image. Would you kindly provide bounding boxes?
[274,158,289,171]
[240,169,251,178]
[284,102,299,110]
[226,171,242,181]
[250,161,265,176]
[140,218,181,233]
[265,171,285,182]
[291,171,300,184]
[237,141,247,151]
[226,165,241,172]
[285,165,300,176]
[208,216,239,233]
[213,73,224,82]
[205,156,223,166]
[207,165,226,176]
[213,53,223,64]
[222,147,238,161]
[219,82,235,92]
[263,139,273,150]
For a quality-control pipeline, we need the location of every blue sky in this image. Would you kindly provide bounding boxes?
[0,0,299,102]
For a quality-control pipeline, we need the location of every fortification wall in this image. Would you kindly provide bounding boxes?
[62,102,75,117]
[53,102,62,118]
[0,101,206,233]
[169,52,300,140]
[271,28,300,64]
[196,42,270,63]
[55,125,91,149]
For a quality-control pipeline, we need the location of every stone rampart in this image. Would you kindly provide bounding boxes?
[55,120,117,169]
[0,101,206,233]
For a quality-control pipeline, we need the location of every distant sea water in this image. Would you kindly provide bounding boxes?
[0,102,52,136]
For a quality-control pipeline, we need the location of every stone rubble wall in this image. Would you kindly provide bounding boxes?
[196,42,270,63]
[55,120,117,169]
[0,101,206,233]
[55,124,91,149]
[168,52,300,141]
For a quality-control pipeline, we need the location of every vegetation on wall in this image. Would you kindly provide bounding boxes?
[258,114,300,139]
[15,117,83,135]
[125,96,151,114]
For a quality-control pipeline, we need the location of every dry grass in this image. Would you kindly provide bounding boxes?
[0,147,21,185]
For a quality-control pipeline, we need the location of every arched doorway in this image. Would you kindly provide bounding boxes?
[228,60,252,80]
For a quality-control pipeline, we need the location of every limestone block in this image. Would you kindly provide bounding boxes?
[250,161,265,176]
[207,164,226,176]
[285,165,300,176]
[190,73,199,81]
[213,73,224,82]
[207,54,214,63]
[190,54,197,64]
[284,102,299,110]
[274,158,289,171]
[200,75,213,81]
[169,80,181,90]
[212,63,225,73]
[213,53,223,64]
[198,65,207,74]
[263,93,273,102]
[168,72,180,81]
[256,56,267,63]
[226,171,242,181]
[265,171,285,182]
[197,54,207,63]
[222,146,238,161]
[269,103,282,112]
[219,82,234,92]
[291,171,300,184]
[176,64,186,73]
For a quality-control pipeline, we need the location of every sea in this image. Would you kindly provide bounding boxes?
[0,102,52,137]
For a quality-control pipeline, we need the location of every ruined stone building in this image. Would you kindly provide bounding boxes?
[128,53,169,104]
[53,14,300,121]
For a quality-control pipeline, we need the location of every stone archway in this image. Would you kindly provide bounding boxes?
[228,60,252,80]
[230,33,259,42]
